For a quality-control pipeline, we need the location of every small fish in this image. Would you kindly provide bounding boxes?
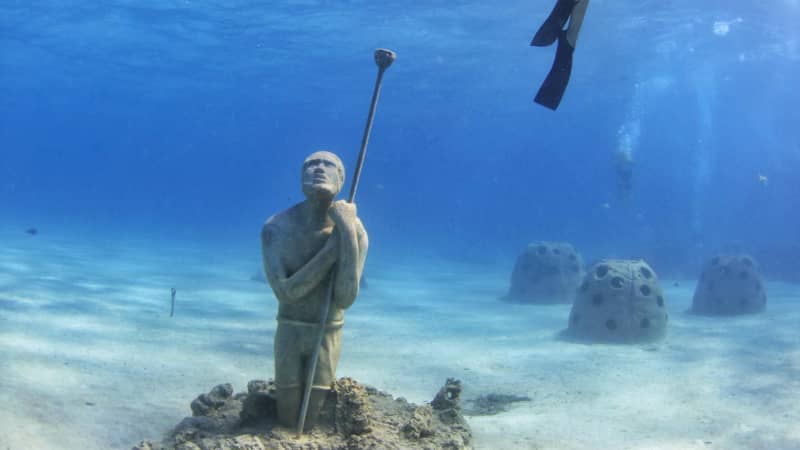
[758,173,768,186]
[170,287,177,318]
[25,227,38,235]
[602,203,611,209]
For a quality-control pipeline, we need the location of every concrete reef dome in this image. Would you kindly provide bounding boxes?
[691,254,766,316]
[567,259,667,343]
[502,241,584,304]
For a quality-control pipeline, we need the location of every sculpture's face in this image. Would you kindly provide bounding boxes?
[302,151,344,199]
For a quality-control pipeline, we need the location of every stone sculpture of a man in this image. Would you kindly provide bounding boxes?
[260,150,368,429]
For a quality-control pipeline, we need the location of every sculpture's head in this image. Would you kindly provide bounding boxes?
[301,150,345,200]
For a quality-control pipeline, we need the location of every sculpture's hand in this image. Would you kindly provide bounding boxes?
[329,200,357,228]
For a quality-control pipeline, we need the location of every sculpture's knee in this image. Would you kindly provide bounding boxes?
[275,385,330,431]
[301,388,330,430]
[275,386,302,428]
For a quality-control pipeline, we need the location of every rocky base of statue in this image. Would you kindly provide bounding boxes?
[132,377,472,450]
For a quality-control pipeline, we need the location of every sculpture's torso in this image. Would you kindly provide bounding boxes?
[272,205,346,324]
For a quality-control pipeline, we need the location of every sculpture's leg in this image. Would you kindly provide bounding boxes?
[301,389,329,430]
[276,386,302,428]
[298,326,343,430]
[274,323,305,428]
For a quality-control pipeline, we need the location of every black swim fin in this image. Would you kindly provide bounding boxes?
[531,0,577,47]
[534,30,574,110]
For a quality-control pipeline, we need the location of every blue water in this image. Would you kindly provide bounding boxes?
[1,1,799,447]
[3,0,797,269]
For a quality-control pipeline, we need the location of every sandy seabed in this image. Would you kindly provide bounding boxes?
[1,234,799,450]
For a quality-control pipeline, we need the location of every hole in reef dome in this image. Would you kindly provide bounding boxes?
[742,257,752,267]
[657,296,664,307]
[739,271,748,280]
[595,265,609,278]
[553,248,561,255]
[536,245,547,255]
[640,267,653,279]
[610,277,624,289]
[639,284,651,296]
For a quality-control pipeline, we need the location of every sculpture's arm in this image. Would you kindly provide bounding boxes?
[336,220,368,309]
[329,206,369,310]
[261,222,338,304]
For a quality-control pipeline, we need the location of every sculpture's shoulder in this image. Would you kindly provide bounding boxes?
[262,203,304,244]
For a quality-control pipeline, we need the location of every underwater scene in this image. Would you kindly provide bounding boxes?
[1,1,799,449]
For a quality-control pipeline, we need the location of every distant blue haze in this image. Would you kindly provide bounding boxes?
[1,1,798,274]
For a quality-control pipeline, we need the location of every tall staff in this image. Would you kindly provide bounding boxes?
[296,48,396,437]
